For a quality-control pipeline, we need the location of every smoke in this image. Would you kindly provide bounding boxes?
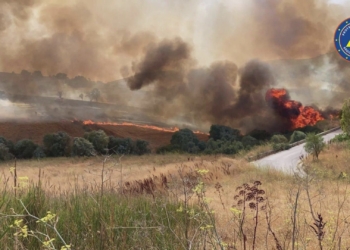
[126,38,192,90]
[0,0,348,131]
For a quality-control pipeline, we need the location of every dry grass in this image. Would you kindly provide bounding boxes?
[2,149,350,248]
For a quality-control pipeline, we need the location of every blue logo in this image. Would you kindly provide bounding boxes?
[335,18,350,61]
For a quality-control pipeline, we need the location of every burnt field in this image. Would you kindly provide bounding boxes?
[0,94,208,150]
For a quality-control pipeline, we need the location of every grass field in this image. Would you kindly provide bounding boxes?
[1,142,350,249]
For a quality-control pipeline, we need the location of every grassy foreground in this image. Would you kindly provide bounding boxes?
[0,146,350,249]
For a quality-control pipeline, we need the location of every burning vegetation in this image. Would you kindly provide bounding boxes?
[265,88,324,129]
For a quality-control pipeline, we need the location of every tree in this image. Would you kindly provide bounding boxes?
[271,134,288,144]
[14,139,38,159]
[170,129,199,153]
[132,140,151,155]
[43,132,71,157]
[289,131,306,143]
[209,125,241,141]
[84,130,109,154]
[341,98,350,135]
[304,133,325,160]
[108,137,133,154]
[72,137,95,156]
[87,88,101,102]
[242,135,259,149]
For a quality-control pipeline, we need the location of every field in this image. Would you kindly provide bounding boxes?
[1,142,350,249]
[0,120,208,151]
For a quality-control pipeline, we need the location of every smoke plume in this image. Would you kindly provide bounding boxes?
[0,0,348,131]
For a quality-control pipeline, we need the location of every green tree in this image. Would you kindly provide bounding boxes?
[84,130,109,154]
[341,98,350,135]
[43,132,71,157]
[170,129,199,152]
[72,137,95,156]
[132,140,151,155]
[304,133,325,160]
[14,139,38,159]
[289,131,306,143]
[209,125,241,141]
[242,135,259,149]
[271,134,288,144]
[108,137,133,154]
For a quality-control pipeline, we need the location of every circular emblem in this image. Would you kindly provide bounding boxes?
[335,18,350,61]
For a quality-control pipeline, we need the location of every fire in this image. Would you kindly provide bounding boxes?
[265,88,324,129]
[76,120,208,135]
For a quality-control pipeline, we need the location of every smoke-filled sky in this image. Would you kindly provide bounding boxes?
[0,0,349,132]
[0,0,348,81]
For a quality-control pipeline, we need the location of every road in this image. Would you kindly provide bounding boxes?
[253,129,342,174]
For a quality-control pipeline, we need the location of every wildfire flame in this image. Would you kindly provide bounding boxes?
[265,88,324,129]
[76,120,208,135]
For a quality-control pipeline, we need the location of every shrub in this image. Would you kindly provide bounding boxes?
[272,143,291,152]
[132,140,151,155]
[156,144,181,154]
[331,133,350,143]
[298,125,322,135]
[14,139,37,159]
[84,130,109,154]
[271,134,288,144]
[304,133,325,160]
[209,125,242,141]
[33,147,46,159]
[247,129,271,142]
[289,131,306,143]
[170,129,200,152]
[242,135,259,149]
[341,98,350,135]
[108,137,133,154]
[0,136,14,154]
[43,132,70,157]
[72,137,95,156]
[0,143,14,161]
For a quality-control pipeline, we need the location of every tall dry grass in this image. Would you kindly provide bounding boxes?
[0,148,350,249]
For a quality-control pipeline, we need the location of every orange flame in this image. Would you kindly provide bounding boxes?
[266,88,324,129]
[76,120,208,135]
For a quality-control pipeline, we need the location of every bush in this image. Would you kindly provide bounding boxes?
[14,139,37,159]
[209,125,242,141]
[0,136,14,154]
[331,133,350,143]
[108,137,133,154]
[304,133,325,160]
[132,140,151,155]
[203,139,243,155]
[72,137,95,156]
[170,129,200,152]
[156,144,181,154]
[33,147,46,159]
[0,143,14,161]
[43,132,70,157]
[242,135,259,149]
[84,130,109,154]
[271,134,288,144]
[289,131,306,143]
[247,129,271,142]
[298,125,322,135]
[272,143,291,152]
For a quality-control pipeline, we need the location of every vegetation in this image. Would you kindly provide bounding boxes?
[84,130,109,154]
[289,130,306,143]
[304,133,325,160]
[14,139,38,159]
[72,137,95,156]
[43,132,70,157]
[341,98,350,135]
